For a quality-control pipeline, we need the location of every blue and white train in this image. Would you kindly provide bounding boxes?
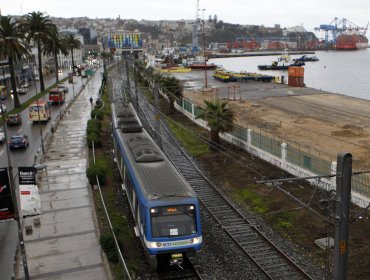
[111,102,202,269]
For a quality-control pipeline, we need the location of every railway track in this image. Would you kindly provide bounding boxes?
[156,258,204,280]
[135,95,314,280]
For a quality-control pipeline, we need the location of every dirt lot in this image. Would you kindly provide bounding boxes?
[183,83,370,167]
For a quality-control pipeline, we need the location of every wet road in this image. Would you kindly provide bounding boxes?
[0,70,87,280]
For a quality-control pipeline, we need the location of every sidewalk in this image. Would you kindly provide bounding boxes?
[16,69,109,280]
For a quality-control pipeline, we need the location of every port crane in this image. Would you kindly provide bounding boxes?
[315,17,368,47]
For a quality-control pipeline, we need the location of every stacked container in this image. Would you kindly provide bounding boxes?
[288,66,305,87]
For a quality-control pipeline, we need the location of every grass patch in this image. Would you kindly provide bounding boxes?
[234,188,269,214]
[167,118,209,156]
[270,212,296,234]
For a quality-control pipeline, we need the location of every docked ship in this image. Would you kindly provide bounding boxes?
[336,34,369,50]
[258,49,305,71]
[185,56,217,70]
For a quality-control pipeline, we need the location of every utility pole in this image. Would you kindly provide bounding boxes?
[333,152,352,280]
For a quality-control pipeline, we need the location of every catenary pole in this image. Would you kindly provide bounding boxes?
[333,152,352,280]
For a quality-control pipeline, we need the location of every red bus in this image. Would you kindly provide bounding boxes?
[49,88,65,104]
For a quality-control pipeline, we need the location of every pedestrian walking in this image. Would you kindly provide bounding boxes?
[89,97,93,106]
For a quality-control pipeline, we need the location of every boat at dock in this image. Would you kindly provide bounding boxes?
[185,56,218,70]
[258,49,305,70]
[213,69,274,83]
[336,34,368,50]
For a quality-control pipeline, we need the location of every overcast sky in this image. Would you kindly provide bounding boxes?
[1,0,369,35]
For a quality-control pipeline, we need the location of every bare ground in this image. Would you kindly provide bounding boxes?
[184,88,370,168]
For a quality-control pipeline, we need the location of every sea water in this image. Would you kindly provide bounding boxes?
[209,49,370,101]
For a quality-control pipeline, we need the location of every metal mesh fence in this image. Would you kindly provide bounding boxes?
[183,99,193,114]
[352,173,370,199]
[286,145,332,175]
[251,130,281,157]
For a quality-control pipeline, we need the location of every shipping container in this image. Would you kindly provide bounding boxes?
[288,66,304,77]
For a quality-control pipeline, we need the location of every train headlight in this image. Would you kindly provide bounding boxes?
[192,237,201,244]
[149,242,158,248]
[149,242,162,248]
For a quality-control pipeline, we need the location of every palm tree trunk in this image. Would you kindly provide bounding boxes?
[210,129,220,150]
[54,49,59,84]
[168,98,176,115]
[8,57,21,108]
[37,43,45,91]
[71,49,75,74]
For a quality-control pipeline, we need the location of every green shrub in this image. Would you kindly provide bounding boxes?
[86,125,101,136]
[100,233,119,263]
[86,162,106,185]
[91,108,103,119]
[87,118,102,129]
[87,132,102,148]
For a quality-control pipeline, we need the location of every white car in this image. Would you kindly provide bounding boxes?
[0,128,5,143]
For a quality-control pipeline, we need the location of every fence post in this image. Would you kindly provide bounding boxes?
[191,103,195,119]
[281,143,287,162]
[247,128,252,147]
[331,161,337,191]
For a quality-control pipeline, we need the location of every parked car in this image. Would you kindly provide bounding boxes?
[10,87,27,95]
[0,128,5,143]
[9,134,29,150]
[6,113,22,126]
[0,104,6,113]
[20,81,29,88]
[57,83,68,93]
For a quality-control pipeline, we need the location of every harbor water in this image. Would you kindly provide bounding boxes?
[209,48,370,101]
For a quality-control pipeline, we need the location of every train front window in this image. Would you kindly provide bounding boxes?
[150,205,196,238]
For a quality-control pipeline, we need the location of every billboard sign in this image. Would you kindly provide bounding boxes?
[0,168,15,220]
[106,33,143,49]
[18,167,36,185]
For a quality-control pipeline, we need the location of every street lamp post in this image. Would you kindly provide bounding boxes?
[0,96,30,280]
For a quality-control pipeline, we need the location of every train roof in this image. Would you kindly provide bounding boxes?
[112,103,196,201]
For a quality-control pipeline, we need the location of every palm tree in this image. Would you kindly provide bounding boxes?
[160,76,183,114]
[63,33,81,74]
[0,16,30,108]
[21,11,55,92]
[197,98,235,149]
[42,28,68,84]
